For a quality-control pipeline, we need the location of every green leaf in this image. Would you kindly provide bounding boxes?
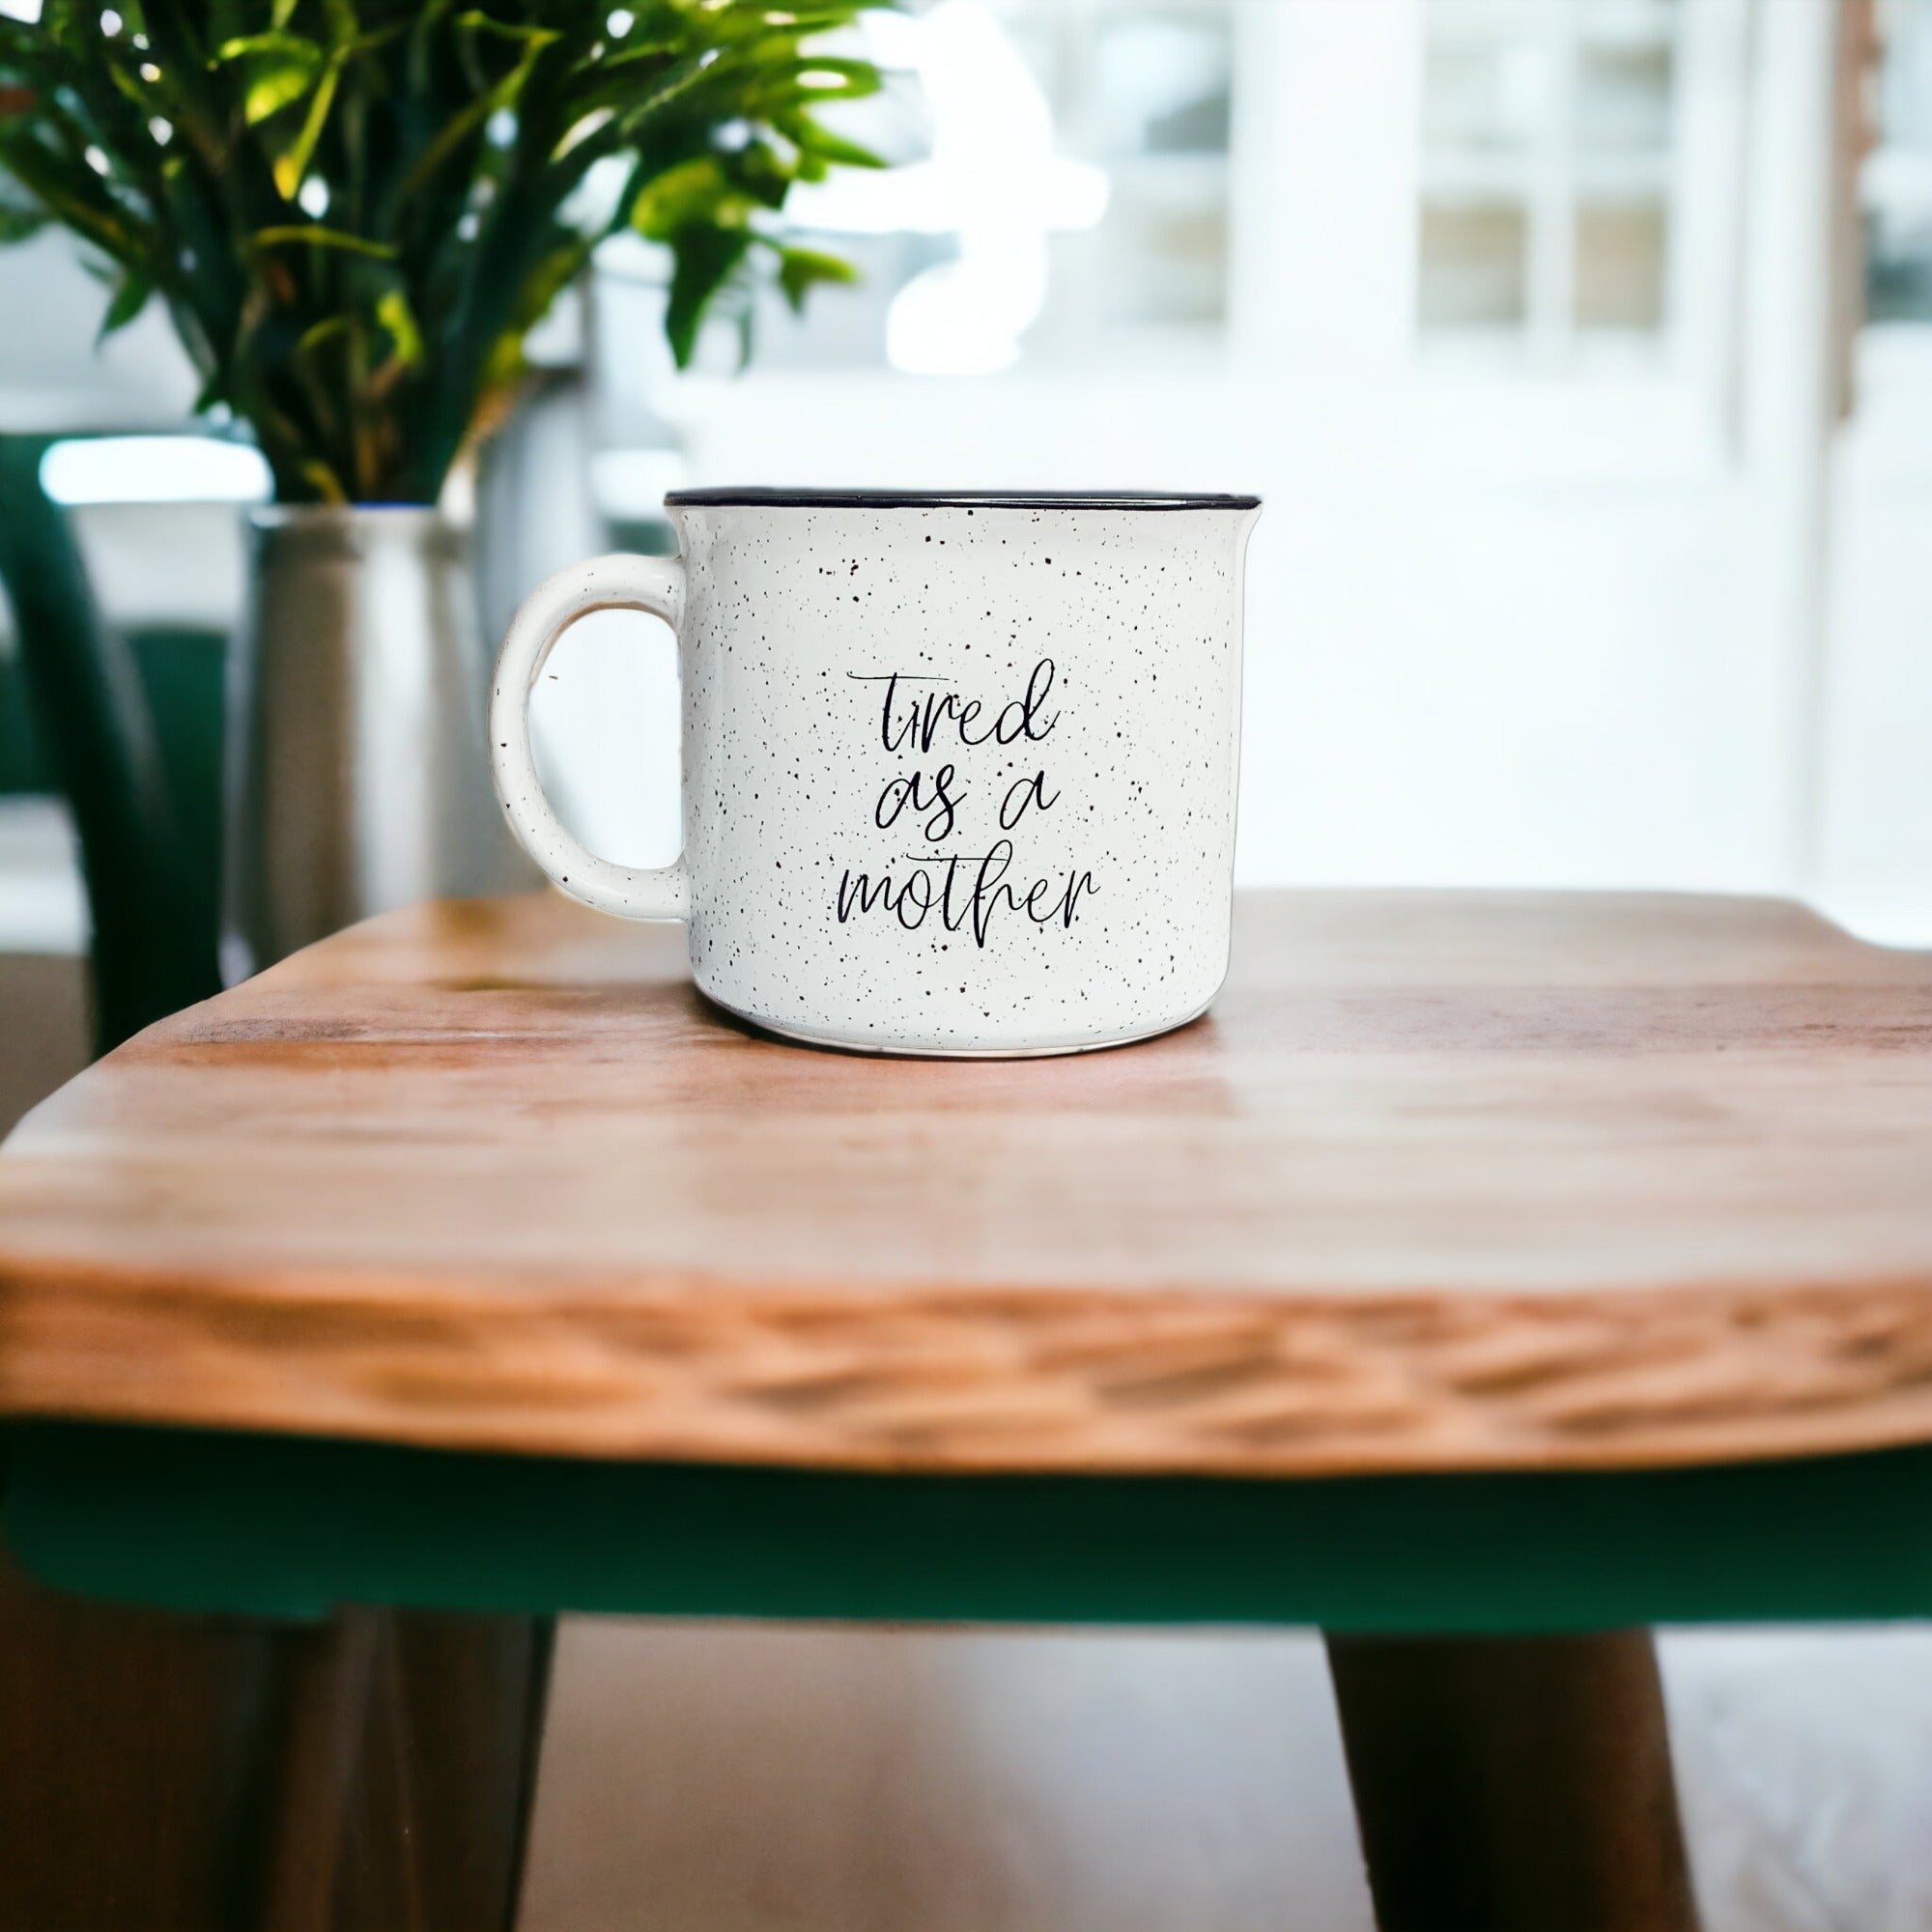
[189,365,227,414]
[452,11,559,48]
[105,55,160,114]
[631,155,753,241]
[97,268,152,339]
[504,235,595,338]
[780,113,886,172]
[249,60,324,124]
[298,457,349,503]
[213,32,327,126]
[375,286,421,365]
[215,29,324,61]
[664,222,753,367]
[732,137,795,211]
[779,57,883,102]
[250,222,398,258]
[0,129,142,261]
[774,242,855,314]
[400,24,558,197]
[271,53,339,197]
[0,200,47,243]
[294,312,352,359]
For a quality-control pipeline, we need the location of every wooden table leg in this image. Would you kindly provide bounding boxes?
[1324,1630,1698,1932]
[259,1605,554,1932]
[0,1548,554,1932]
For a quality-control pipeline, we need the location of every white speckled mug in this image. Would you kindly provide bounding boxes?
[491,487,1260,1057]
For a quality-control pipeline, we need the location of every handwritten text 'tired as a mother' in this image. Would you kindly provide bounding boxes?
[836,660,1097,947]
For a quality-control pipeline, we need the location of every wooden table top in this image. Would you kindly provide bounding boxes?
[2,889,1930,1478]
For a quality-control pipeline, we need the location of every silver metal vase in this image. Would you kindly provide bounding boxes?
[221,505,533,983]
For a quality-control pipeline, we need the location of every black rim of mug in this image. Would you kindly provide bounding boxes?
[661,488,1262,512]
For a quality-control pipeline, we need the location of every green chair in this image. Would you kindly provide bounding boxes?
[0,435,223,1054]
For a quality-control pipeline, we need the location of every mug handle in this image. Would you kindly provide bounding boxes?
[489,554,691,921]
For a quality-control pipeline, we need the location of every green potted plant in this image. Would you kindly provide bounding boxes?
[0,0,885,980]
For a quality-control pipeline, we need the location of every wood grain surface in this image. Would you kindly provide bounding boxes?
[2,890,1930,1475]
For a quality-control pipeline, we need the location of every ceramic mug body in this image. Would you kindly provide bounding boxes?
[491,488,1260,1057]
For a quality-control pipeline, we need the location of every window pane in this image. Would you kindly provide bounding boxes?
[1092,186,1227,326]
[1878,0,1932,149]
[1420,0,1680,351]
[1091,11,1232,157]
[1574,197,1667,329]
[1575,0,1680,45]
[1419,198,1530,328]
[1424,39,1548,154]
[1078,6,1232,328]
[1576,43,1674,154]
[1864,0,1932,324]
[1867,209,1932,323]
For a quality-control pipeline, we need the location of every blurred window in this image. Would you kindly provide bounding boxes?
[635,0,1234,376]
[1865,0,1932,325]
[1419,0,1679,361]
[1042,2,1232,341]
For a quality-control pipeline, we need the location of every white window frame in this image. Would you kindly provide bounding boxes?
[1225,0,1753,481]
